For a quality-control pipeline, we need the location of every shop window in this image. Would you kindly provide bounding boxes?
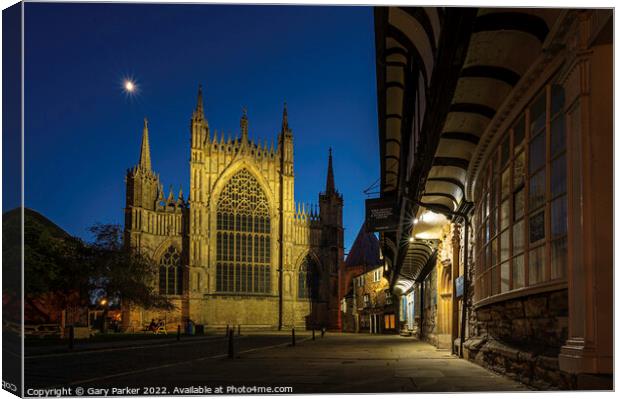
[384,314,395,330]
[473,84,568,302]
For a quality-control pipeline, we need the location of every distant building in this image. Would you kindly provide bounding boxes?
[350,266,396,334]
[340,223,383,331]
[122,87,344,331]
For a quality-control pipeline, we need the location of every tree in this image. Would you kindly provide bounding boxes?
[21,208,91,317]
[87,223,174,311]
[13,208,174,325]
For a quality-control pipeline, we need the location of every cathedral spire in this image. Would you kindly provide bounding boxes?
[177,186,184,205]
[194,84,204,119]
[139,117,152,170]
[325,147,336,195]
[240,107,249,143]
[281,102,289,133]
[157,183,164,201]
[167,185,175,203]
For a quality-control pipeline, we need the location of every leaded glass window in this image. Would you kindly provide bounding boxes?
[159,246,182,295]
[216,169,271,294]
[474,84,567,303]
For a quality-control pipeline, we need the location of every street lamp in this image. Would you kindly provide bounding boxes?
[100,297,109,333]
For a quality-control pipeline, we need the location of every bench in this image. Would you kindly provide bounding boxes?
[143,324,167,334]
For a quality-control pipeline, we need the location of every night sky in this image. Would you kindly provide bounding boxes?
[23,3,379,253]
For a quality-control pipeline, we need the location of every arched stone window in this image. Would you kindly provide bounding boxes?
[216,168,271,294]
[159,246,182,295]
[298,255,319,299]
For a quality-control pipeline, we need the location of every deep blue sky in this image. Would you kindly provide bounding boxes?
[24,3,378,253]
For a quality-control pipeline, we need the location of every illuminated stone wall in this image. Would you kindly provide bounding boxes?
[123,100,344,331]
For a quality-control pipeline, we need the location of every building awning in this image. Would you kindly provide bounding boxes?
[375,8,564,295]
[421,8,561,213]
[393,239,438,296]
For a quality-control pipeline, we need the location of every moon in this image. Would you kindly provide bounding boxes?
[124,80,135,92]
[123,79,137,94]
[120,76,139,99]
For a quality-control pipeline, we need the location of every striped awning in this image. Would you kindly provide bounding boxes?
[376,7,443,193]
[376,7,563,295]
[421,8,561,213]
[393,239,437,296]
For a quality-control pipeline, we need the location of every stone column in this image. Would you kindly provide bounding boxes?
[451,224,461,349]
[558,11,613,380]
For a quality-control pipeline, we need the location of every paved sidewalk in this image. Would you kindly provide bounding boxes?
[26,332,531,393]
[93,332,530,393]
[229,333,530,392]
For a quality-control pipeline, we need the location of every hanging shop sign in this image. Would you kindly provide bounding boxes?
[365,197,400,232]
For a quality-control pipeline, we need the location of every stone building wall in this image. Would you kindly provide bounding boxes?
[420,267,438,345]
[124,96,344,331]
[353,267,395,333]
[464,289,571,389]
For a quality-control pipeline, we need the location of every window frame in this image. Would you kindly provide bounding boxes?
[473,83,568,304]
[215,169,272,295]
[159,246,182,296]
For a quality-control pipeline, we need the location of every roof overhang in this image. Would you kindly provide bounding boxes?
[375,8,567,296]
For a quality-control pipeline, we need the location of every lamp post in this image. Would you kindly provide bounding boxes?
[100,298,109,334]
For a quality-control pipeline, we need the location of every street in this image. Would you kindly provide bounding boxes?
[25,333,529,394]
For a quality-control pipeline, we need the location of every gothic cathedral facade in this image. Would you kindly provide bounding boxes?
[122,86,344,331]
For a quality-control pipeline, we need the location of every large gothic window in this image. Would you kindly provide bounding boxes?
[159,246,182,295]
[298,255,319,300]
[216,169,271,294]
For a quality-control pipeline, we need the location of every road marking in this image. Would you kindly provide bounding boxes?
[25,336,231,360]
[41,337,310,390]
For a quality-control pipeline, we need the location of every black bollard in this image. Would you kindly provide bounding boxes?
[312,328,315,341]
[68,325,74,350]
[228,329,234,359]
[321,327,325,338]
[238,324,241,336]
[177,325,181,341]
[291,327,296,346]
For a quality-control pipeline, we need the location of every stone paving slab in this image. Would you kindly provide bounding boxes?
[27,332,531,393]
[229,333,531,393]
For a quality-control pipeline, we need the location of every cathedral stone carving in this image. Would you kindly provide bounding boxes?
[122,86,344,331]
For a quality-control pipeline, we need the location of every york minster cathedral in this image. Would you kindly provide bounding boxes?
[122,86,344,331]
